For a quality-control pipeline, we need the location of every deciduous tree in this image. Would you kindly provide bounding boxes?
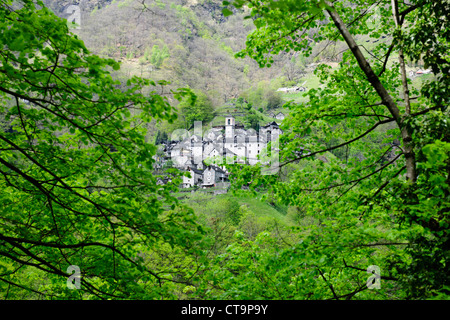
[0,0,203,299]
[222,0,449,299]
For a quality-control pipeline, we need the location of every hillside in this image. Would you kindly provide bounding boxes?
[42,0,323,108]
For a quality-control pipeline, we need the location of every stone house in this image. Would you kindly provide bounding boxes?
[182,166,204,188]
[201,165,227,188]
[275,112,285,121]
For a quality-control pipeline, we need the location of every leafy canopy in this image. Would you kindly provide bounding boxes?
[218,0,449,299]
[0,0,204,299]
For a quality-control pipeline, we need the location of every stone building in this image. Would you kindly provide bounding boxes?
[157,115,282,188]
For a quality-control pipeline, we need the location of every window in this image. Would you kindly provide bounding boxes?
[228,119,230,125]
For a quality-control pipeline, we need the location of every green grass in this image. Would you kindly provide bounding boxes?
[254,107,278,122]
[180,189,291,224]
[280,71,322,104]
[281,91,309,104]
[216,192,290,223]
[411,73,436,90]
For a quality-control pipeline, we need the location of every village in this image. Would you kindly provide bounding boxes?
[154,115,283,190]
[151,66,434,192]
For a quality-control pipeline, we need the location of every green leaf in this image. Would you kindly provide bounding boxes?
[222,8,233,17]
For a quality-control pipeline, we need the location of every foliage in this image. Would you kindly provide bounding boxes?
[150,44,170,69]
[2,0,449,301]
[179,90,215,128]
[155,130,169,145]
[240,80,284,111]
[220,0,450,299]
[0,0,204,299]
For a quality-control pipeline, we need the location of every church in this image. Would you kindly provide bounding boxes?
[159,115,282,188]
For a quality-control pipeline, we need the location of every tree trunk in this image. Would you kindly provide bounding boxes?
[324,1,417,182]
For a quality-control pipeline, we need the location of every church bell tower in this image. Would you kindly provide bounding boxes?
[225,115,235,139]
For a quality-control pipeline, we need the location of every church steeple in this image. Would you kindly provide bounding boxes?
[225,115,235,139]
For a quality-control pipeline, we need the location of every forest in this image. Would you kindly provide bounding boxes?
[0,0,449,301]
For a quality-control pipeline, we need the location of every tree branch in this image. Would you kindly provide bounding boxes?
[324,0,416,182]
[281,118,395,167]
